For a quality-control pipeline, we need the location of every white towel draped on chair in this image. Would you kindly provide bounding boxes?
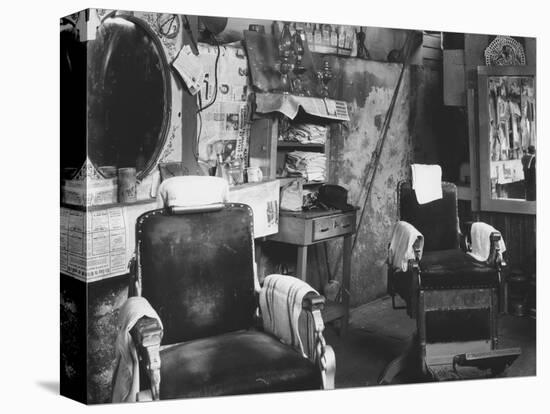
[388,221,424,272]
[260,274,319,359]
[411,164,443,204]
[112,296,163,403]
[468,222,506,262]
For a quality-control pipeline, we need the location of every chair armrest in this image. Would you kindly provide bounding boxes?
[302,291,325,312]
[466,221,506,269]
[405,237,423,272]
[488,231,506,270]
[388,220,424,272]
[259,274,334,389]
[301,292,335,390]
[387,230,421,316]
[412,236,423,262]
[130,316,163,400]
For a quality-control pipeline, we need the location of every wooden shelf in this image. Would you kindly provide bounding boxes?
[61,198,156,212]
[228,180,277,191]
[276,177,325,187]
[277,141,325,150]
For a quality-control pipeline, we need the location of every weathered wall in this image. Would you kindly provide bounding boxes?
[60,275,87,403]
[323,58,413,306]
[61,274,130,404]
[86,276,130,403]
[259,59,417,305]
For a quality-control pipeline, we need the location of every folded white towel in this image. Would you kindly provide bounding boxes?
[468,222,506,262]
[388,221,424,272]
[260,274,319,359]
[156,176,229,208]
[411,164,443,204]
[112,297,163,403]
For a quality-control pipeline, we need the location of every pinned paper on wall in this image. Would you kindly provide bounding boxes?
[172,44,205,95]
[196,43,252,164]
[198,101,249,162]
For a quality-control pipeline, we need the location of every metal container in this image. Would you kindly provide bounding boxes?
[117,167,137,203]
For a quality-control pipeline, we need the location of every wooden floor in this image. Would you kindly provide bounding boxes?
[323,296,536,388]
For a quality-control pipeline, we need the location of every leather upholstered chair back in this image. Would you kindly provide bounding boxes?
[136,203,256,345]
[398,181,460,252]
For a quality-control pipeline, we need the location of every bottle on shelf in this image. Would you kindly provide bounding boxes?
[215,153,228,182]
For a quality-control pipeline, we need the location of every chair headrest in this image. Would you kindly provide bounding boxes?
[156,176,229,209]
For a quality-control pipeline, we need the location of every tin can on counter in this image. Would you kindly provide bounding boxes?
[246,166,263,183]
[117,167,137,203]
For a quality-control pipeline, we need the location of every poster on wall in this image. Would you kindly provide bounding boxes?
[196,43,251,165]
[228,179,280,237]
[60,207,129,282]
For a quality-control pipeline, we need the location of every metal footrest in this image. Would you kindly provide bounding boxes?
[452,347,521,373]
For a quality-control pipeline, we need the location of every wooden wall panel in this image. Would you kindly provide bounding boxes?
[460,200,536,272]
[475,211,536,271]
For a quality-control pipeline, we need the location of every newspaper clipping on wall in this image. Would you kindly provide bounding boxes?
[60,207,129,282]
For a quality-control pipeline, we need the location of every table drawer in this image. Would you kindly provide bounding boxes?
[312,213,355,241]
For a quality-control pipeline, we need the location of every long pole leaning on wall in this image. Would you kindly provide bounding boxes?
[328,31,419,286]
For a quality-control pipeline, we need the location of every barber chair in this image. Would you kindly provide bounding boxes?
[125,202,334,401]
[379,181,520,383]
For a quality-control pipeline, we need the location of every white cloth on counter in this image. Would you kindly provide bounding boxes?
[112,296,163,403]
[156,176,229,208]
[388,221,424,272]
[260,274,319,358]
[282,123,328,145]
[468,222,506,262]
[285,151,326,182]
[411,164,442,204]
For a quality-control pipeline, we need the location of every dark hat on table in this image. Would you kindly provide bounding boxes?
[318,184,354,211]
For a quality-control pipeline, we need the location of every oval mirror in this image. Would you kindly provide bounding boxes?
[87,14,171,180]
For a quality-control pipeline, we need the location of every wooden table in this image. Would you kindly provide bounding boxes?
[268,208,357,333]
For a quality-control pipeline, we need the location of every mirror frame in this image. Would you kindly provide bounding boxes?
[92,11,172,181]
[477,65,536,215]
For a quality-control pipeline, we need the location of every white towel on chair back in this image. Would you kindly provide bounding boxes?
[260,274,318,358]
[388,221,424,272]
[156,176,229,208]
[468,222,506,262]
[112,296,163,403]
[411,164,442,204]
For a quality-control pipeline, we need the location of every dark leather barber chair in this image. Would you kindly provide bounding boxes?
[379,181,520,383]
[126,202,333,400]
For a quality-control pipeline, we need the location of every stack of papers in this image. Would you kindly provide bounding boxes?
[283,124,328,145]
[285,151,326,182]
